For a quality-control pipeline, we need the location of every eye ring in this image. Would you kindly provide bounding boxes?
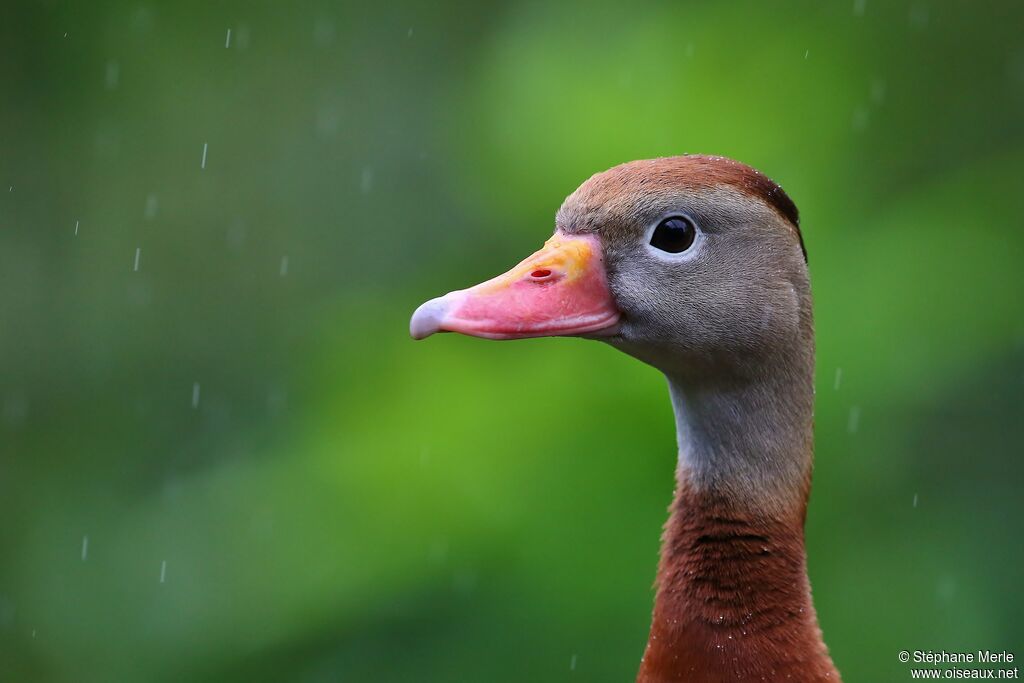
[649,215,697,254]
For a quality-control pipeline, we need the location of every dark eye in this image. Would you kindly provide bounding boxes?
[650,216,697,253]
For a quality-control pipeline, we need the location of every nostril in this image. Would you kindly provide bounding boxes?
[530,268,553,280]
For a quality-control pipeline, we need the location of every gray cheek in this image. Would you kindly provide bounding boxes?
[609,263,698,349]
[608,254,794,364]
[608,259,668,322]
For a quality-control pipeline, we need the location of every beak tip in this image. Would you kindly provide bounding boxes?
[410,296,451,340]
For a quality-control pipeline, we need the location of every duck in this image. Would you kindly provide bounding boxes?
[410,155,840,683]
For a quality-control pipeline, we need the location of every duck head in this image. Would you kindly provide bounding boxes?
[410,156,839,681]
[410,155,809,382]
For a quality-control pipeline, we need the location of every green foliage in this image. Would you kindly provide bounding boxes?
[1,1,1022,680]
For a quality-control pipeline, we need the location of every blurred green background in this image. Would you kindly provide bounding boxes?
[2,1,1023,681]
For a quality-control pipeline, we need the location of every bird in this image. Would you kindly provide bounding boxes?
[410,155,840,682]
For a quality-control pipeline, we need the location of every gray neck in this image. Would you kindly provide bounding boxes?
[665,354,814,514]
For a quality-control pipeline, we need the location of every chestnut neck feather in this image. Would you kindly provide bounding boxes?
[637,359,839,682]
